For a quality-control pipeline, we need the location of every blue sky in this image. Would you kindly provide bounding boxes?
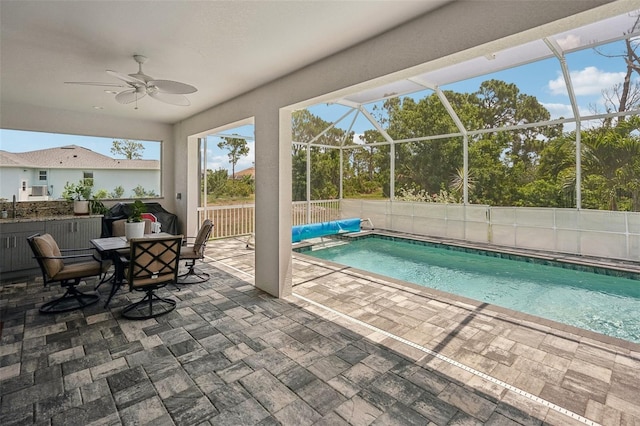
[0,130,161,159]
[205,125,255,174]
[1,40,632,174]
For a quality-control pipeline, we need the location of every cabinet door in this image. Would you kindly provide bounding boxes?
[74,218,101,248]
[11,229,44,271]
[46,218,102,250]
[45,219,77,249]
[0,234,13,272]
[0,222,45,273]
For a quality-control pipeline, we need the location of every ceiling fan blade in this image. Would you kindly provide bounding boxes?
[106,70,145,85]
[65,81,127,88]
[148,91,191,106]
[115,89,146,104]
[149,79,197,94]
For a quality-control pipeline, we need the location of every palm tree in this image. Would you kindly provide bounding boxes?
[449,167,476,202]
[580,116,640,211]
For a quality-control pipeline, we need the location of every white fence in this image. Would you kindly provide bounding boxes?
[341,199,640,262]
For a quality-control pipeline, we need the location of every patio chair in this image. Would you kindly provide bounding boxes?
[99,217,152,292]
[122,235,183,319]
[177,219,214,284]
[27,233,110,313]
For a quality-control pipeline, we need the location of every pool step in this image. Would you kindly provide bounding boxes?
[307,237,350,251]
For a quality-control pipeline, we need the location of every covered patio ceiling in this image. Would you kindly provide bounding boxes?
[0,1,452,125]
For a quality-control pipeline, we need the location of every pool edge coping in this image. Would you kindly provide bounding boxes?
[292,231,640,352]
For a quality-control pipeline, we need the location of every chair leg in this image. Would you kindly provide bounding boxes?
[122,289,176,320]
[95,266,115,291]
[177,259,210,284]
[40,285,100,314]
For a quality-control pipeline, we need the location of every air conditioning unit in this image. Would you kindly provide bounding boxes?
[31,185,48,196]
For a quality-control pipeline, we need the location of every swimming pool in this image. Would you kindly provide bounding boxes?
[301,235,640,343]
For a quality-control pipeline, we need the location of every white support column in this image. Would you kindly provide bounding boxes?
[358,106,396,201]
[201,137,207,223]
[339,147,343,200]
[254,108,293,298]
[306,142,311,224]
[390,142,395,200]
[435,88,469,204]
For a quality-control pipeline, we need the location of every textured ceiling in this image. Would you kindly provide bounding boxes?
[0,1,451,124]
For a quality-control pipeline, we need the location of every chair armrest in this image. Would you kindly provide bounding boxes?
[33,253,97,261]
[59,247,98,253]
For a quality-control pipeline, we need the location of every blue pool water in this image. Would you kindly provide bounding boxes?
[305,236,640,343]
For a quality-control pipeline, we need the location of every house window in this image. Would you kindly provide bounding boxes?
[83,172,94,187]
[39,170,47,181]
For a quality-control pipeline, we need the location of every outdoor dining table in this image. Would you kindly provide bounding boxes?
[91,233,174,307]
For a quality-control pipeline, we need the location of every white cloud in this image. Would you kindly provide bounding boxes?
[555,34,582,51]
[542,102,574,119]
[206,153,229,172]
[542,102,595,118]
[548,66,626,96]
[207,141,255,175]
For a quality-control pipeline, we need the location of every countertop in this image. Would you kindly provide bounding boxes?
[0,215,103,224]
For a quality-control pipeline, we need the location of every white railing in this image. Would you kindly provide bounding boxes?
[198,204,255,239]
[197,199,341,239]
[292,200,341,226]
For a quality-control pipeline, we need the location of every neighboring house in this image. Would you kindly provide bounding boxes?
[0,145,160,201]
[233,166,255,180]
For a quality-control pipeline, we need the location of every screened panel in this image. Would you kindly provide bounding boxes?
[564,39,636,118]
[443,56,573,126]
[342,143,388,198]
[514,226,556,251]
[552,12,640,54]
[343,80,427,105]
[418,39,553,88]
[394,138,463,201]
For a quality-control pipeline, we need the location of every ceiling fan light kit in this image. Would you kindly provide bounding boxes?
[65,55,197,108]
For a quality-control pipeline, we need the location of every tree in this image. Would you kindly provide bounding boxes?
[580,116,640,210]
[217,136,249,179]
[205,169,229,198]
[343,129,386,196]
[473,80,559,171]
[595,14,640,119]
[111,139,144,159]
[291,110,349,201]
[379,95,464,198]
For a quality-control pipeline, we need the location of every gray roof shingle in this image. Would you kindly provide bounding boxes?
[0,145,159,169]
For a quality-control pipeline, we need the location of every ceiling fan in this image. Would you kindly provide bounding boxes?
[65,55,197,107]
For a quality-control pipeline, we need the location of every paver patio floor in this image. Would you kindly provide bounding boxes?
[1,236,638,425]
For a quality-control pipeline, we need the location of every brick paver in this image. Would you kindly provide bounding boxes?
[0,236,638,425]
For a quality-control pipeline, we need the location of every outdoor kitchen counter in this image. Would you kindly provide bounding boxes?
[0,214,103,223]
[0,215,103,279]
